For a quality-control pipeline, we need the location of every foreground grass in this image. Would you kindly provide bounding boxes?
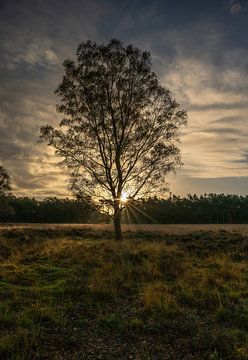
[1,228,248,359]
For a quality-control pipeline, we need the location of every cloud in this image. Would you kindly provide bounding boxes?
[159,46,248,181]
[210,116,247,125]
[1,38,58,70]
[0,0,109,198]
[23,45,58,66]
[232,151,248,164]
[168,172,248,196]
[190,102,248,111]
[0,0,248,197]
[229,2,243,14]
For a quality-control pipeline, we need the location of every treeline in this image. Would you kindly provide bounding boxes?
[0,196,105,223]
[124,194,248,224]
[0,193,248,224]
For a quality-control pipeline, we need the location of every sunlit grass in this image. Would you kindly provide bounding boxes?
[1,228,248,359]
[140,281,178,313]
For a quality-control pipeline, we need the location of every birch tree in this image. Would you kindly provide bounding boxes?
[40,39,187,240]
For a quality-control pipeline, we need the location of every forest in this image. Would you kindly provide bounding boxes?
[1,193,248,224]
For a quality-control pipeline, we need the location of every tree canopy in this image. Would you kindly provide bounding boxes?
[41,39,187,239]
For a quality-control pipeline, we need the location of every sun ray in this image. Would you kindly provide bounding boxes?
[124,205,134,230]
[126,203,142,224]
[128,201,158,224]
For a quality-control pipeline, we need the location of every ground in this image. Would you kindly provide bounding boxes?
[1,225,248,359]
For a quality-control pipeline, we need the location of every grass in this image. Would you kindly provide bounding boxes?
[0,227,248,359]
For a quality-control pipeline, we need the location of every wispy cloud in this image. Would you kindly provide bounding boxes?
[159,29,248,181]
[228,1,248,14]
[230,2,242,14]
[1,38,58,70]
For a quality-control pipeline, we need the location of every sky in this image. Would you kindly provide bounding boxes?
[0,0,247,198]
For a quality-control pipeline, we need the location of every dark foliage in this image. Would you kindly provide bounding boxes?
[0,196,105,223]
[123,193,248,224]
[0,166,11,195]
[0,193,248,224]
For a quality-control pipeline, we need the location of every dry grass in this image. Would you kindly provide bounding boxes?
[1,223,248,235]
[1,227,248,359]
[140,281,178,313]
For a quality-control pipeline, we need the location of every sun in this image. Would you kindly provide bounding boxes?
[120,192,128,204]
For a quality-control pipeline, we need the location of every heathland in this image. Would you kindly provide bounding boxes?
[1,225,248,359]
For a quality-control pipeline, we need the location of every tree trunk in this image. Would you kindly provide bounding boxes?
[113,200,123,241]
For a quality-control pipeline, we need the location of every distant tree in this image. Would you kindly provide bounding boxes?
[0,166,14,221]
[41,39,187,240]
[39,197,102,223]
[0,166,11,195]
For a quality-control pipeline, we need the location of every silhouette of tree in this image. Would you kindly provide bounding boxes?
[0,166,11,195]
[0,166,14,221]
[41,39,187,240]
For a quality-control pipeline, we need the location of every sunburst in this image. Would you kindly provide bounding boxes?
[120,192,128,204]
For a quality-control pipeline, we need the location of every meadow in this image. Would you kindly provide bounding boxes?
[1,225,248,359]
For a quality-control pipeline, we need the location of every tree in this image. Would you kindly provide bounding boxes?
[0,166,14,221]
[0,166,11,195]
[41,39,187,240]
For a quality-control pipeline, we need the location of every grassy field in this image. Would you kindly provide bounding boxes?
[1,226,248,359]
[1,223,248,235]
